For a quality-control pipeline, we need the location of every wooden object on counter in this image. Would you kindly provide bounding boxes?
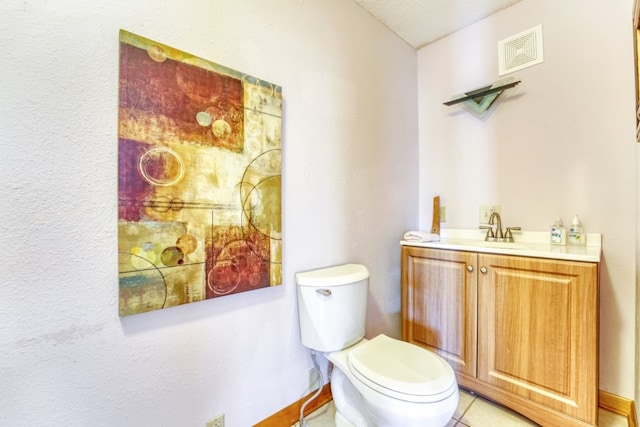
[431,196,440,235]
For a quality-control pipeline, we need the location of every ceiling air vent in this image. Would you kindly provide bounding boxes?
[498,24,544,76]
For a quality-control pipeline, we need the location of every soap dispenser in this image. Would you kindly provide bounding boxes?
[550,217,566,246]
[568,214,586,246]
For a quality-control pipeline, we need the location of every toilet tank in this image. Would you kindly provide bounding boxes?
[295,264,369,352]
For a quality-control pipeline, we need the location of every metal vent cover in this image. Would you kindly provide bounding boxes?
[498,24,544,76]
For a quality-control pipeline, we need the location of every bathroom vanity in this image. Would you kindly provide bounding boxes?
[401,230,601,427]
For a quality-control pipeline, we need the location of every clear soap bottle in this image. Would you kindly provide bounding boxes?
[550,217,566,245]
[568,214,586,246]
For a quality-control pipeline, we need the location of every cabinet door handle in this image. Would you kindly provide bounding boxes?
[480,267,487,274]
[467,265,474,272]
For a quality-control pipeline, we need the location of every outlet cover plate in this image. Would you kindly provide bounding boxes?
[440,206,447,223]
[479,205,501,224]
[206,414,224,427]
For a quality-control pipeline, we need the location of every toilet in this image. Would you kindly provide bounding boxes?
[295,264,459,427]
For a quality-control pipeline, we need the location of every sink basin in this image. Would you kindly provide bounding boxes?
[476,241,530,250]
[439,238,530,250]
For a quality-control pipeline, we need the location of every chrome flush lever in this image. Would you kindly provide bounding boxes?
[316,289,332,296]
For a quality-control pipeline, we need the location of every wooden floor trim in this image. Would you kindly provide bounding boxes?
[599,390,638,427]
[255,387,638,427]
[253,385,332,427]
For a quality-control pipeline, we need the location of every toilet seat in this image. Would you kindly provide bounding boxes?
[348,334,457,403]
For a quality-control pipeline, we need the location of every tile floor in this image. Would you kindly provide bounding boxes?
[293,388,629,427]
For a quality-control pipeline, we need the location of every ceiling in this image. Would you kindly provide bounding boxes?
[352,0,524,49]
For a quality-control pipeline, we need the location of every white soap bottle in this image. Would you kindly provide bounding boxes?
[550,217,566,245]
[568,214,586,246]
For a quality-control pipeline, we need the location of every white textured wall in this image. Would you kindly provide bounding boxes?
[0,1,418,425]
[417,0,637,398]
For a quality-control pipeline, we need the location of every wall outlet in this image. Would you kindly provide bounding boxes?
[206,414,224,427]
[440,206,446,223]
[479,205,501,224]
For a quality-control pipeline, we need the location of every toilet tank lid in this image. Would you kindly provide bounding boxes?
[295,264,369,287]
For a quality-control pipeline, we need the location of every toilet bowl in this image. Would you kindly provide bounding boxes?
[295,264,458,427]
[327,335,458,427]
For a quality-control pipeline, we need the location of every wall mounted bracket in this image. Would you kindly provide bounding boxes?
[443,77,521,116]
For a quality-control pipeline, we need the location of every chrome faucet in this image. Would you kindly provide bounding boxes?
[489,211,503,239]
[479,211,521,243]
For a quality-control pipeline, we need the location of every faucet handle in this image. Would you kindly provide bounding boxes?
[505,226,521,242]
[479,225,495,241]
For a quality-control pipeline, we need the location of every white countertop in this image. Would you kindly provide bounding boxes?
[401,229,602,262]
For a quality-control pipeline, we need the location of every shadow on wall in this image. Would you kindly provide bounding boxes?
[119,283,286,336]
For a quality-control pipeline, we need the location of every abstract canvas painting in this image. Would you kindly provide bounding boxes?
[118,30,282,316]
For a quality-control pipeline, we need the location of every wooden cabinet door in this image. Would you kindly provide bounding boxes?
[477,254,598,425]
[401,246,477,377]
